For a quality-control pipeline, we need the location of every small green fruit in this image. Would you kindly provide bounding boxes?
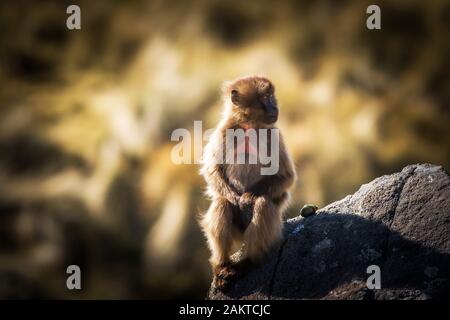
[300,204,318,217]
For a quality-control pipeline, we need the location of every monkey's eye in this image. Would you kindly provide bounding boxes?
[262,94,271,102]
[231,90,239,105]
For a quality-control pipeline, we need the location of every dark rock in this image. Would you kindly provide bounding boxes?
[208,164,450,300]
[0,271,44,299]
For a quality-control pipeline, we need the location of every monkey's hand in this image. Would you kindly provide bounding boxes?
[231,193,241,206]
[207,165,241,206]
[238,192,256,215]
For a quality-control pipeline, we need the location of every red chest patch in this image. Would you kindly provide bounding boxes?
[236,123,258,156]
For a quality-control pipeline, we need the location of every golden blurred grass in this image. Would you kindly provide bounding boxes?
[0,0,449,298]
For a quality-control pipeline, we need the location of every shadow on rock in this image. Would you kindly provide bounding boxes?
[209,164,450,300]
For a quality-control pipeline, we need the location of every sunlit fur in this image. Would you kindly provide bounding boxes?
[200,76,296,290]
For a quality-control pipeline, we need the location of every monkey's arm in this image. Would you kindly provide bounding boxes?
[247,138,296,199]
[248,171,295,199]
[204,165,241,205]
[202,126,242,205]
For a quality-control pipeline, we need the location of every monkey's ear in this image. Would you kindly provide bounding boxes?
[231,89,240,105]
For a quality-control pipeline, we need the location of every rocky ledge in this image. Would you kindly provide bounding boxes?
[209,163,450,300]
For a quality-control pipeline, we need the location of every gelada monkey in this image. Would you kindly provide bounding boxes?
[200,76,296,290]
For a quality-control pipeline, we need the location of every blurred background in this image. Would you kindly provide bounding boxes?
[0,0,449,299]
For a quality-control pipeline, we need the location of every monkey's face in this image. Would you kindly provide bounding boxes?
[228,76,279,125]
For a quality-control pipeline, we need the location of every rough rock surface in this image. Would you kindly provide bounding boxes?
[208,164,450,300]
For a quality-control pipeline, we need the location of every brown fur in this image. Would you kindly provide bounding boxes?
[200,76,296,290]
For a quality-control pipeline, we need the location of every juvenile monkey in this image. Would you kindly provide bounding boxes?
[200,76,296,290]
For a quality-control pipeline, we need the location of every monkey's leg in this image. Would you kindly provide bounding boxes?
[200,197,236,289]
[242,196,283,262]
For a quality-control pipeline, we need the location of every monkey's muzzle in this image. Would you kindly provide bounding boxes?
[262,95,279,123]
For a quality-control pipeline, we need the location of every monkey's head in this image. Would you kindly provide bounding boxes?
[225,76,279,126]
